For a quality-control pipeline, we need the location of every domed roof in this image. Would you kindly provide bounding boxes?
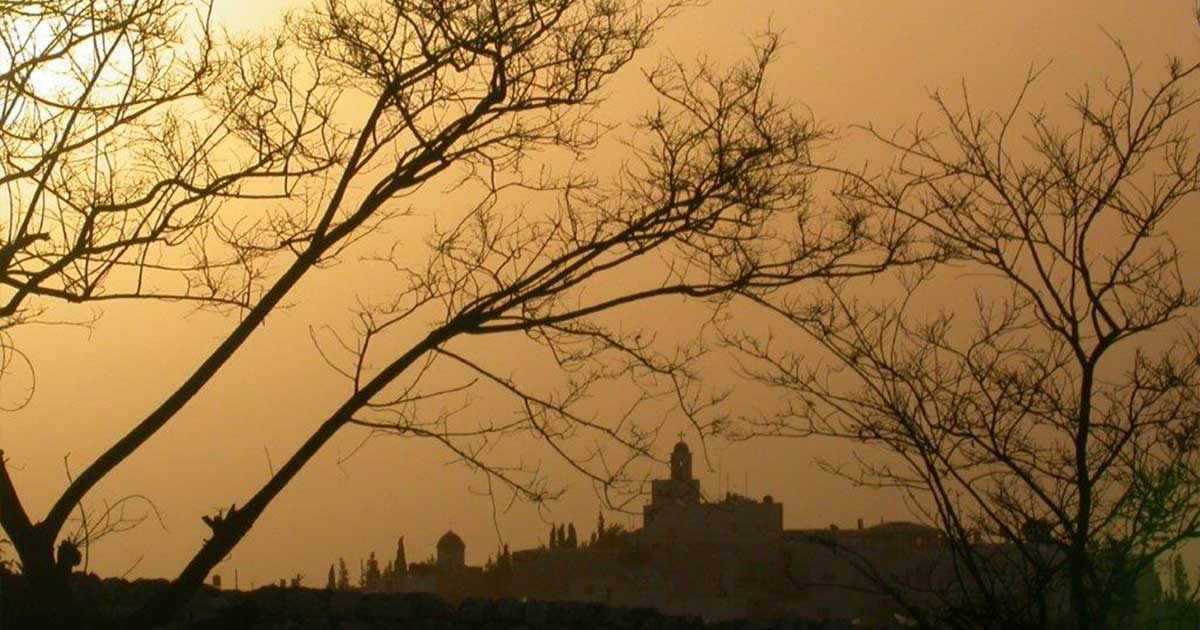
[437,530,464,549]
[672,440,690,454]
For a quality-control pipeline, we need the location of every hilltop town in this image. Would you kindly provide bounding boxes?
[308,441,947,625]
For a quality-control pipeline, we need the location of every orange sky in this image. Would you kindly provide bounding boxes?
[4,0,1199,588]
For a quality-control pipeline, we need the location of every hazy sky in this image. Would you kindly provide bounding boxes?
[4,0,1199,588]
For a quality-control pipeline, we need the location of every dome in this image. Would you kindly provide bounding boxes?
[672,440,690,454]
[437,530,464,549]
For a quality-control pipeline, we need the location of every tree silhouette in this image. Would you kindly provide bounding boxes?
[336,558,350,591]
[730,46,1200,629]
[0,1,333,620]
[394,537,407,577]
[1165,554,1200,627]
[1172,555,1190,604]
[362,552,380,592]
[0,0,910,626]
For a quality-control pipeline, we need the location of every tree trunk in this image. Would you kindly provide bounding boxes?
[6,539,81,628]
[132,325,456,626]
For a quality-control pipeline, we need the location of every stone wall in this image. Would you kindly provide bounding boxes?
[159,586,858,630]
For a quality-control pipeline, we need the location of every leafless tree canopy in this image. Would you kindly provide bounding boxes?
[0,0,333,315]
[0,1,912,626]
[730,49,1200,629]
[0,0,336,420]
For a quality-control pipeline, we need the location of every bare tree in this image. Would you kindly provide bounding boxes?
[729,48,1200,629]
[0,1,905,626]
[0,0,334,325]
[1,0,334,618]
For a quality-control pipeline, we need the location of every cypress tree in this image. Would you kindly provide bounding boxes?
[395,536,407,575]
[337,558,350,590]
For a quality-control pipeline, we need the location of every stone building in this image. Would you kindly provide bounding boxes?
[389,440,953,624]
[643,441,782,539]
[436,530,466,571]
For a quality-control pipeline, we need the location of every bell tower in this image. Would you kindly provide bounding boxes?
[670,440,692,482]
[645,437,701,526]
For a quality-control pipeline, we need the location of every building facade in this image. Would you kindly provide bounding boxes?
[384,440,949,624]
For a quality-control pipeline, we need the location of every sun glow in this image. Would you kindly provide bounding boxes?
[1,8,106,235]
[0,9,107,102]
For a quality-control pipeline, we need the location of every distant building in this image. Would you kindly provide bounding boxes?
[644,441,782,544]
[644,440,701,523]
[436,530,465,571]
[359,439,960,624]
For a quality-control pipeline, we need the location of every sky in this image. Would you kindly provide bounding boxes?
[4,0,1200,588]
